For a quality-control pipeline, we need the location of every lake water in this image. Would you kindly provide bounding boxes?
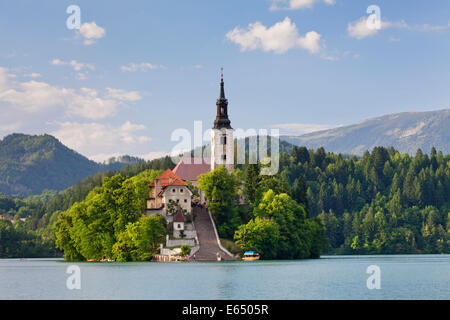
[0,255,449,300]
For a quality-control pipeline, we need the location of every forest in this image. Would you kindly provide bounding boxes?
[279,146,450,254]
[0,145,448,258]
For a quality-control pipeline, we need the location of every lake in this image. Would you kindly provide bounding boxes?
[0,255,449,300]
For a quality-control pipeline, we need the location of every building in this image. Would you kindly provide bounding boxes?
[146,169,193,216]
[173,210,186,232]
[171,72,234,203]
[211,72,234,171]
[173,157,210,203]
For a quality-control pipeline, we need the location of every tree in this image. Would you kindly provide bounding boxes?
[244,163,261,205]
[234,217,280,259]
[253,189,324,259]
[180,244,191,256]
[292,176,309,213]
[112,215,166,261]
[198,166,241,238]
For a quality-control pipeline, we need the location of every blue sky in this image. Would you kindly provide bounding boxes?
[0,0,449,161]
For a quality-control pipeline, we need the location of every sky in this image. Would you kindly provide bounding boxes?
[0,0,449,162]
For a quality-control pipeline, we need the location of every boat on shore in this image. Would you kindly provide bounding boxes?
[242,251,260,261]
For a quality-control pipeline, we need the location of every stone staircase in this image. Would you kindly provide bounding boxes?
[191,206,235,261]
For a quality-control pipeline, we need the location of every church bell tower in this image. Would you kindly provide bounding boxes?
[211,70,234,171]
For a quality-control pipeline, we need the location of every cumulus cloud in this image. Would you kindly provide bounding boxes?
[270,0,335,10]
[105,88,142,102]
[79,22,106,45]
[120,62,165,72]
[51,121,151,159]
[50,59,95,72]
[272,123,339,135]
[346,16,437,39]
[226,17,322,54]
[24,73,42,78]
[0,67,141,119]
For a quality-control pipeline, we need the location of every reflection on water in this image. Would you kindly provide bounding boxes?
[0,255,449,300]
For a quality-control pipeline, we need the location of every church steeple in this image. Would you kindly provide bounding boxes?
[214,69,232,129]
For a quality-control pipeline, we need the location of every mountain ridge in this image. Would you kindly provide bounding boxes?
[0,133,142,195]
[281,109,450,155]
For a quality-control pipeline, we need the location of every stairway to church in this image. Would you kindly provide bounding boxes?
[192,206,235,261]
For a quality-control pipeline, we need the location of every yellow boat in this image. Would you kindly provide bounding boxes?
[242,251,260,261]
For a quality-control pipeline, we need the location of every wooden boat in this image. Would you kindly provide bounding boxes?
[242,251,260,261]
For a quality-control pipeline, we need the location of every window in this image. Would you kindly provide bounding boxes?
[221,135,227,145]
[176,199,180,203]
[178,224,181,228]
[180,188,184,193]
[184,199,187,203]
[222,155,226,160]
[172,189,176,193]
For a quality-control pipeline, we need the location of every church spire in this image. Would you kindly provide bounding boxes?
[219,68,225,100]
[214,68,232,129]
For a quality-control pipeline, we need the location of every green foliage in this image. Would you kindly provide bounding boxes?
[0,133,147,195]
[249,189,326,259]
[55,169,165,261]
[0,219,56,258]
[234,217,280,259]
[276,145,450,254]
[112,215,166,262]
[244,163,261,206]
[0,155,173,258]
[198,166,242,238]
[180,244,191,256]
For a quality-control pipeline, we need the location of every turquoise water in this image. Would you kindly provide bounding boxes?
[0,255,449,299]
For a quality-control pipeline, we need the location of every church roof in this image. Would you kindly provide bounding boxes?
[173,157,210,182]
[150,169,187,187]
[173,210,186,223]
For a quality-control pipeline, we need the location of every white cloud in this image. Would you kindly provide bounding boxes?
[270,0,335,10]
[226,17,322,54]
[346,16,446,39]
[24,73,42,78]
[79,22,106,45]
[50,59,95,72]
[105,88,142,102]
[120,62,165,72]
[272,123,339,135]
[0,68,141,119]
[347,16,393,39]
[0,80,69,112]
[51,121,151,158]
[0,121,22,132]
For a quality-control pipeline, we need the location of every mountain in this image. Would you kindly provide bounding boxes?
[281,109,450,155]
[0,134,143,195]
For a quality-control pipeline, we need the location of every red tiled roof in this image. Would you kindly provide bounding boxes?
[150,169,187,187]
[173,157,210,182]
[173,210,186,223]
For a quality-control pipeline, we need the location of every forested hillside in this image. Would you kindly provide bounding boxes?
[0,134,144,195]
[278,146,450,254]
[1,142,448,258]
[0,156,174,258]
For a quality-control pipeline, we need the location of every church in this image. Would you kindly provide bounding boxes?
[146,72,234,218]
